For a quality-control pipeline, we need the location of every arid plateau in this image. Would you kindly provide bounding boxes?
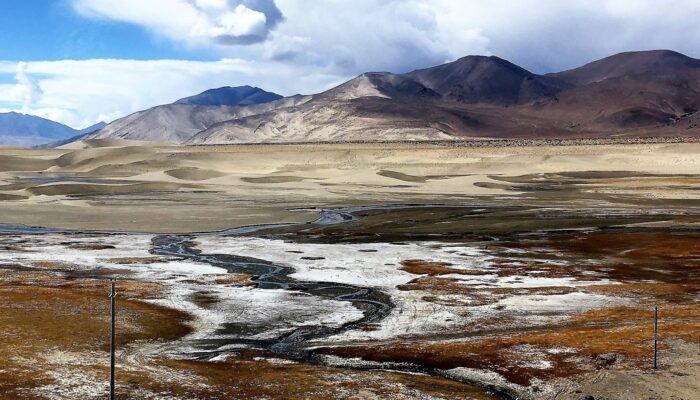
[0,139,698,399]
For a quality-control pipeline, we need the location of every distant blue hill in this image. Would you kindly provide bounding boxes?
[0,112,106,147]
[35,122,108,148]
[174,85,283,106]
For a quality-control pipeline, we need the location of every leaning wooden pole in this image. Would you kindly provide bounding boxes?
[109,279,117,399]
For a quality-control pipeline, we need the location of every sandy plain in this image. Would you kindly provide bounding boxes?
[0,140,699,399]
[0,140,698,232]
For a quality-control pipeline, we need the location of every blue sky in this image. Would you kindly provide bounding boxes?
[2,0,700,129]
[0,0,212,61]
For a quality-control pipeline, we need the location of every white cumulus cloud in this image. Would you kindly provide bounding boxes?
[73,0,283,46]
[70,0,700,73]
[0,58,343,128]
[10,62,44,110]
[208,5,267,40]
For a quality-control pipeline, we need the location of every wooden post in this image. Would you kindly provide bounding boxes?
[109,279,116,399]
[653,305,658,370]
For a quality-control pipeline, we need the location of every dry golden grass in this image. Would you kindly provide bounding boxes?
[0,269,62,286]
[584,282,699,301]
[399,274,576,307]
[400,259,459,276]
[322,229,700,387]
[0,269,493,399]
[30,260,81,270]
[0,271,191,398]
[555,232,700,260]
[487,286,577,296]
[571,305,700,325]
[136,355,496,400]
[319,317,700,386]
[191,291,219,309]
[106,257,167,265]
[398,276,487,300]
[212,273,256,286]
[385,230,700,388]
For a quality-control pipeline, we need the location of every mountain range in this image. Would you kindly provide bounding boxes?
[86,86,307,143]
[174,85,283,106]
[0,113,105,147]
[0,86,282,147]
[5,50,700,147]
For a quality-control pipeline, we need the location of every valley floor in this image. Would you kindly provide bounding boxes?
[0,141,698,399]
[0,140,698,232]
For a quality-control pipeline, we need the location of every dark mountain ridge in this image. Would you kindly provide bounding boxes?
[403,55,568,105]
[549,50,700,85]
[87,49,700,144]
[175,86,283,106]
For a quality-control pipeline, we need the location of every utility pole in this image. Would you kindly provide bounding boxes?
[653,305,658,370]
[109,279,117,400]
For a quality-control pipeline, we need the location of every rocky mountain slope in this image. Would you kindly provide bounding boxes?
[86,92,308,143]
[92,50,700,144]
[402,55,567,104]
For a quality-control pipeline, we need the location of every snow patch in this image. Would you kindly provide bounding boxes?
[193,237,492,289]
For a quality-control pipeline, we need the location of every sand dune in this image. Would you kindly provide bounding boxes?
[25,182,197,197]
[59,138,166,150]
[240,176,309,184]
[0,142,697,232]
[0,155,57,172]
[165,167,227,181]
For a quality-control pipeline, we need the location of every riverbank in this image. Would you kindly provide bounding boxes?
[1,202,698,399]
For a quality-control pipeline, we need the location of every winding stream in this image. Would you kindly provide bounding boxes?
[149,229,516,399]
[150,208,397,359]
[0,205,515,398]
